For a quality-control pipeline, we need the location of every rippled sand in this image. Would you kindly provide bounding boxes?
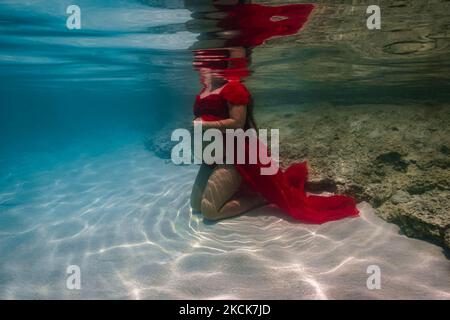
[0,142,449,299]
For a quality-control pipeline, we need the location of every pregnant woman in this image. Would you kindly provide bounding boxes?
[189,2,359,223]
[190,47,267,221]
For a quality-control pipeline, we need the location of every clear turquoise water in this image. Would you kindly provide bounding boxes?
[0,1,449,299]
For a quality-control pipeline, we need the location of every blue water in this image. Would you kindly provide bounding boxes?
[0,1,449,299]
[0,0,196,154]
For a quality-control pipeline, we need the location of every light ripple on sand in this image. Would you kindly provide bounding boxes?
[0,142,449,299]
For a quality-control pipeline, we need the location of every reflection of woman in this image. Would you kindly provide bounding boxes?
[190,2,359,223]
[190,47,266,220]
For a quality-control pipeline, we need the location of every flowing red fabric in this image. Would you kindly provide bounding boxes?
[194,81,359,224]
[216,3,315,47]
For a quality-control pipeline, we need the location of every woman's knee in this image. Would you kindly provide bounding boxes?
[190,164,214,212]
[199,164,241,220]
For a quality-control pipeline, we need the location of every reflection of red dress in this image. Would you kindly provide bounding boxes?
[217,3,315,47]
[194,81,359,224]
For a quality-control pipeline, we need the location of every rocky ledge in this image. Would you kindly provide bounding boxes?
[257,102,450,251]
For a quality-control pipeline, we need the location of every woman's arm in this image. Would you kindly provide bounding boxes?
[195,103,247,131]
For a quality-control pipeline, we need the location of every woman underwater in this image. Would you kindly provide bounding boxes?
[189,1,359,223]
[190,46,268,221]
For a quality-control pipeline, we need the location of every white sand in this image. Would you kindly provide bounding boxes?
[0,142,449,299]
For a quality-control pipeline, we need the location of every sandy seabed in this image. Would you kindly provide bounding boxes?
[0,140,449,299]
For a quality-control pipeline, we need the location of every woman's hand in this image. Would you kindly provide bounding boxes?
[194,103,246,132]
[194,117,219,130]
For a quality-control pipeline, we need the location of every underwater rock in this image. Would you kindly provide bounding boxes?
[145,117,192,160]
[257,102,450,251]
[391,190,411,204]
[376,151,409,172]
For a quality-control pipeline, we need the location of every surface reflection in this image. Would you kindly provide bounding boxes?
[187,0,315,100]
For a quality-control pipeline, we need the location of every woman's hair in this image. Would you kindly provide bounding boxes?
[245,96,257,130]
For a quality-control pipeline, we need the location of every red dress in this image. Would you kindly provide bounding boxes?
[194,81,360,224]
